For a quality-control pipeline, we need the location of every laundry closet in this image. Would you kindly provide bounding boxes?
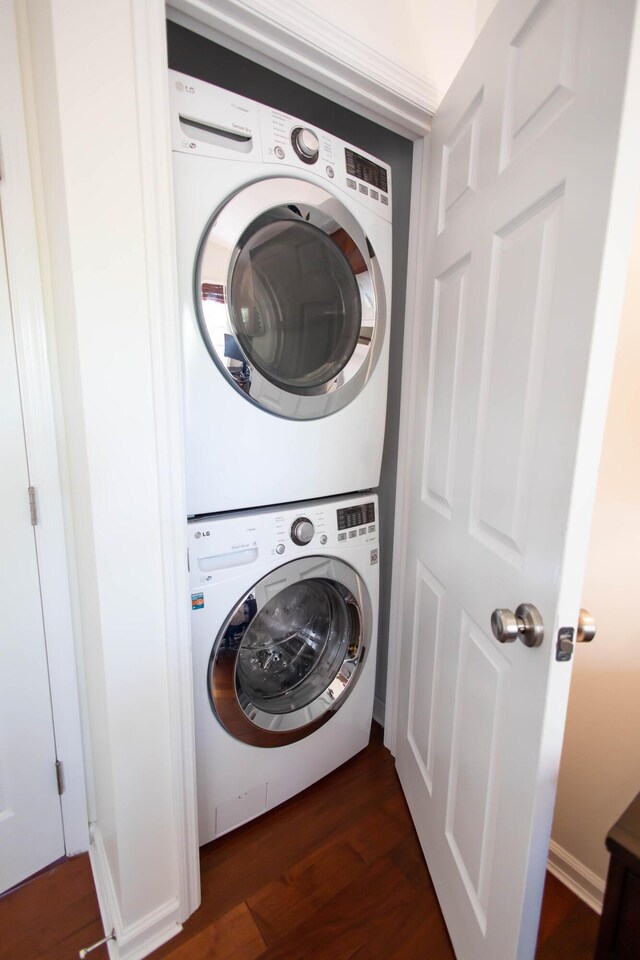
[5,2,640,960]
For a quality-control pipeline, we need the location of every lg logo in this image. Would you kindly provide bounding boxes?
[194,530,211,539]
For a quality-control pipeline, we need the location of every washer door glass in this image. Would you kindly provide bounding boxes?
[229,214,361,393]
[208,556,371,747]
[196,178,386,420]
[236,579,351,712]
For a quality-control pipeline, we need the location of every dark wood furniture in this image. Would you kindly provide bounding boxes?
[595,790,640,959]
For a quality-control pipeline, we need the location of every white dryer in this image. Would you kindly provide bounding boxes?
[188,492,379,844]
[170,70,393,517]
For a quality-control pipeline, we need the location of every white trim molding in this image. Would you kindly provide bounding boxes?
[130,0,201,922]
[0,0,89,857]
[167,0,435,137]
[89,826,182,960]
[384,135,429,755]
[547,840,605,915]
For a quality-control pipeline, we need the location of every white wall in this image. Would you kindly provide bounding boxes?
[297,0,477,101]
[550,199,640,891]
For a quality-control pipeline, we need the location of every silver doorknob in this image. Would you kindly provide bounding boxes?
[490,603,544,648]
[576,608,596,643]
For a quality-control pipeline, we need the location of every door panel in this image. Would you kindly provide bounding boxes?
[394,0,640,958]
[471,188,562,560]
[0,209,65,893]
[406,562,443,796]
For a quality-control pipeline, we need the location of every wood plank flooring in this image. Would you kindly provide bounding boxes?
[0,725,600,960]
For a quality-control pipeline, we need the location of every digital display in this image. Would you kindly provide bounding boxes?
[337,501,376,531]
[345,149,389,193]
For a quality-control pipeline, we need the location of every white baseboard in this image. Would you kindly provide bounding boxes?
[547,839,606,915]
[88,825,183,960]
[373,695,386,728]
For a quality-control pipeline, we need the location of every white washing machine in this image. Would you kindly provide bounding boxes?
[188,492,379,844]
[170,70,393,517]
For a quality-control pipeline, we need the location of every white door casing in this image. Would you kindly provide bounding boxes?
[0,205,66,894]
[392,1,640,959]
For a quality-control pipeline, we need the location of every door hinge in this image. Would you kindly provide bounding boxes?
[55,759,64,796]
[28,486,38,525]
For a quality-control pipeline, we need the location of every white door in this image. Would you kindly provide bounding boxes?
[393,0,640,958]
[0,206,66,893]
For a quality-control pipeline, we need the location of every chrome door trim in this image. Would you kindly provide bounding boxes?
[208,556,372,747]
[194,177,386,420]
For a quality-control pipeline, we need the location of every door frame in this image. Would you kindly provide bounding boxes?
[163,0,434,762]
[0,3,88,856]
[141,0,433,926]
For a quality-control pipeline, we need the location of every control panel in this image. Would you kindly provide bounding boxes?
[259,105,391,221]
[169,69,391,221]
[188,496,378,583]
[269,496,377,557]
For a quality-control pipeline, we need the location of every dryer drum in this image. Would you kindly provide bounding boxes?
[208,556,370,747]
[228,216,362,392]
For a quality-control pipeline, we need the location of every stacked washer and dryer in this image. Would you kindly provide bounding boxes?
[170,69,393,844]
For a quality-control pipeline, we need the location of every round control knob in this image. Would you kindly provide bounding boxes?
[291,517,315,545]
[291,127,319,163]
[276,543,285,555]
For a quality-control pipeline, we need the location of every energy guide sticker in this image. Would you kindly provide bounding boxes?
[191,593,204,611]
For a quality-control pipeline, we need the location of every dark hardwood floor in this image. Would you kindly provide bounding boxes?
[0,725,600,960]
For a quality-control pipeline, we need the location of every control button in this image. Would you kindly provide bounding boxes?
[338,533,347,541]
[359,528,366,536]
[348,530,357,538]
[291,126,319,163]
[274,145,285,159]
[370,189,379,200]
[380,194,389,205]
[326,166,335,179]
[358,184,369,195]
[320,534,328,545]
[368,525,376,533]
[346,178,356,189]
[276,543,285,554]
[291,516,315,545]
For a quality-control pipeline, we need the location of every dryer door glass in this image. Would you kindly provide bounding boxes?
[236,579,351,712]
[195,178,387,420]
[229,216,361,393]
